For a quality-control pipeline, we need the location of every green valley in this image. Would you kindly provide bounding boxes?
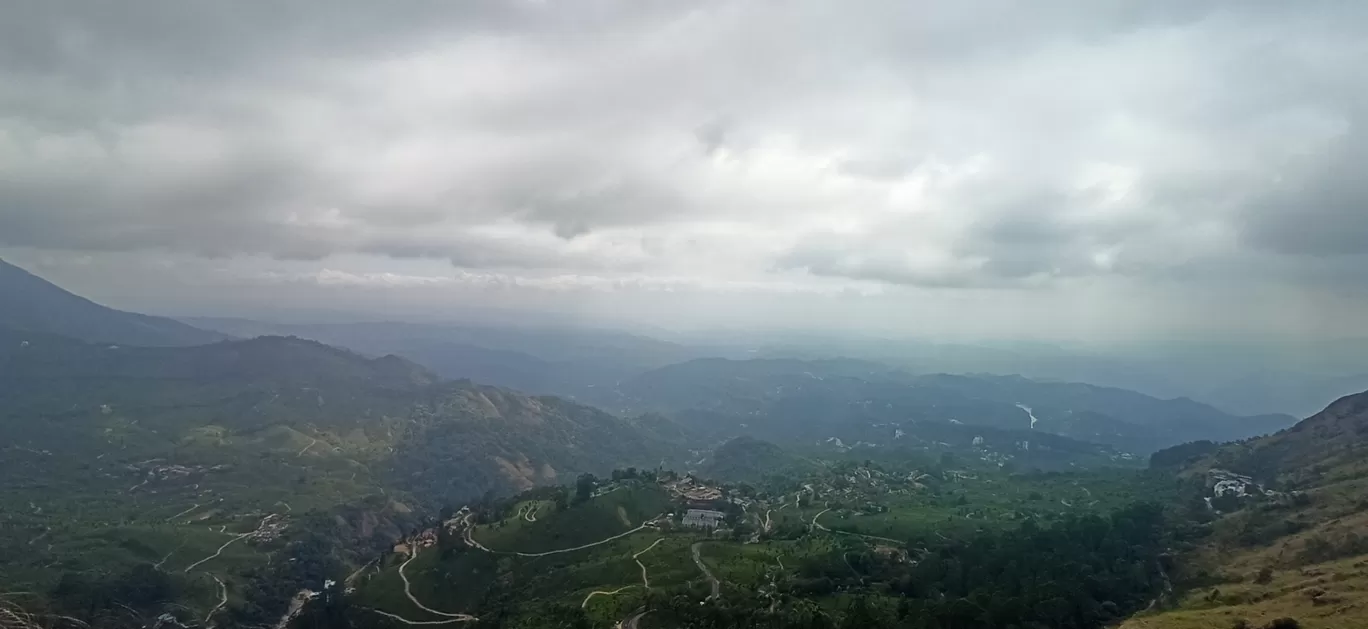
[1,261,1363,629]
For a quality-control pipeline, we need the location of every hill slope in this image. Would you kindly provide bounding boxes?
[697,436,819,483]
[1201,390,1368,487]
[0,259,227,346]
[0,331,685,627]
[1127,390,1368,629]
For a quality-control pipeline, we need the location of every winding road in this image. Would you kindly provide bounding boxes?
[465,514,664,558]
[367,609,470,626]
[167,503,201,522]
[205,574,227,625]
[183,534,248,573]
[810,508,831,533]
[153,541,184,570]
[344,558,377,588]
[691,542,721,600]
[581,586,636,609]
[183,513,282,573]
[809,509,903,545]
[620,610,650,629]
[396,551,478,622]
[380,510,669,624]
[634,538,665,588]
[373,506,681,627]
[579,537,667,609]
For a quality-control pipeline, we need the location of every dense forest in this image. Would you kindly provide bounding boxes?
[617,503,1171,629]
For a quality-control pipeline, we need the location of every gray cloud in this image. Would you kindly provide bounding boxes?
[1238,111,1368,257]
[2,0,1366,337]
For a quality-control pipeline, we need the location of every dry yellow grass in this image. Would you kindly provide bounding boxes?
[1123,554,1368,629]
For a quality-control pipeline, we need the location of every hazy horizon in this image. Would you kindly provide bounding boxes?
[4,1,1368,345]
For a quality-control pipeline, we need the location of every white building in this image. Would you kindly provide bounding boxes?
[682,509,725,529]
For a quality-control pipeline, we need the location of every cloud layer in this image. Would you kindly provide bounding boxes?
[2,1,1366,334]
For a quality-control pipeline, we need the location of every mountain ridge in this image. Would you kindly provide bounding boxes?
[0,258,228,347]
[615,357,1296,454]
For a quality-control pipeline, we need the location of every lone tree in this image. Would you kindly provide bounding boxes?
[574,473,597,504]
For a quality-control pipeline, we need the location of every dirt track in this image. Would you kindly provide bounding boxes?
[691,542,721,600]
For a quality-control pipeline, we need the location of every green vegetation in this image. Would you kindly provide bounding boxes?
[697,436,820,485]
[1117,392,1368,629]
[3,262,1359,629]
[470,483,674,554]
[0,333,681,629]
[347,461,1189,629]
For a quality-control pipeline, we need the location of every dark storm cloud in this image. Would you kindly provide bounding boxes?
[1238,114,1368,257]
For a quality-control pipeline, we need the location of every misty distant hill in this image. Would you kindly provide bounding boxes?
[181,316,710,401]
[617,358,1297,454]
[0,259,228,347]
[0,330,433,388]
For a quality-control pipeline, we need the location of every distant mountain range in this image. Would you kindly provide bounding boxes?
[172,317,1297,455]
[0,258,229,346]
[0,259,1299,459]
[181,316,709,402]
[605,358,1296,455]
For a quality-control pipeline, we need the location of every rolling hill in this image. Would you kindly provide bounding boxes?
[180,316,702,401]
[0,330,687,628]
[697,436,820,484]
[0,258,228,346]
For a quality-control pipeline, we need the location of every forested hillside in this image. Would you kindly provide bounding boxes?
[0,332,684,629]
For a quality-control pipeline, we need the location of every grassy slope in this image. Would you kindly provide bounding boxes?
[1125,392,1368,628]
[1123,554,1368,629]
[1122,485,1368,628]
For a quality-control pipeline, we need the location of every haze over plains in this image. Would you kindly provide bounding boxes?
[2,1,1366,345]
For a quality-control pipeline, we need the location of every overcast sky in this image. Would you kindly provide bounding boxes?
[2,1,1366,342]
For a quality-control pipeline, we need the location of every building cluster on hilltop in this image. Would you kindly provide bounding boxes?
[666,476,724,502]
